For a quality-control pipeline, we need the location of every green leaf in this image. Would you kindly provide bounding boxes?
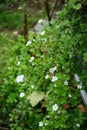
[66,0,77,10]
[27,91,45,107]
[73,3,82,10]
[83,52,87,62]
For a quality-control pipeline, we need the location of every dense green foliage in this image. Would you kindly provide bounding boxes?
[0,0,87,129]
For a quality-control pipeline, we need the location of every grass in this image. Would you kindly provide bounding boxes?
[0,11,24,30]
[0,32,13,80]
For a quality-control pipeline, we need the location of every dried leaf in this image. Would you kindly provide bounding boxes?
[41,50,48,54]
[62,104,70,109]
[27,91,45,107]
[78,104,87,112]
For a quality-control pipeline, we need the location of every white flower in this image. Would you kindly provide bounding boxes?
[17,61,20,65]
[76,123,80,127]
[16,75,24,83]
[74,74,80,82]
[45,121,48,126]
[32,63,35,66]
[26,40,32,46]
[18,6,22,10]
[31,85,34,89]
[46,115,49,118]
[39,121,43,127]
[54,84,57,87]
[40,31,45,36]
[38,19,43,24]
[64,80,68,85]
[50,66,57,74]
[69,54,73,58]
[77,82,82,89]
[57,110,61,114]
[45,75,49,79]
[68,94,72,98]
[20,92,25,98]
[52,103,58,111]
[32,39,35,42]
[29,56,35,62]
[52,76,58,82]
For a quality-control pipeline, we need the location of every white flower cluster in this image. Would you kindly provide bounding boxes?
[52,76,58,82]
[29,56,35,62]
[16,74,24,83]
[26,40,32,46]
[52,103,59,111]
[38,120,48,127]
[20,92,25,98]
[50,66,57,74]
[77,82,82,89]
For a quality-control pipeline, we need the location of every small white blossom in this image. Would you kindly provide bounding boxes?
[17,61,20,65]
[45,121,48,126]
[64,80,68,85]
[54,84,57,87]
[38,19,43,24]
[31,85,34,89]
[18,6,22,10]
[52,103,58,111]
[50,66,57,74]
[45,75,49,79]
[16,75,24,83]
[68,94,72,98]
[32,39,35,42]
[74,74,80,82]
[52,76,58,82]
[26,40,32,46]
[76,123,80,127]
[69,54,73,58]
[39,121,43,127]
[57,110,61,114]
[40,31,45,36]
[46,115,50,118]
[29,56,35,62]
[20,92,25,98]
[77,82,82,89]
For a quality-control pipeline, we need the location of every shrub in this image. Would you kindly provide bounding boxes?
[0,0,87,129]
